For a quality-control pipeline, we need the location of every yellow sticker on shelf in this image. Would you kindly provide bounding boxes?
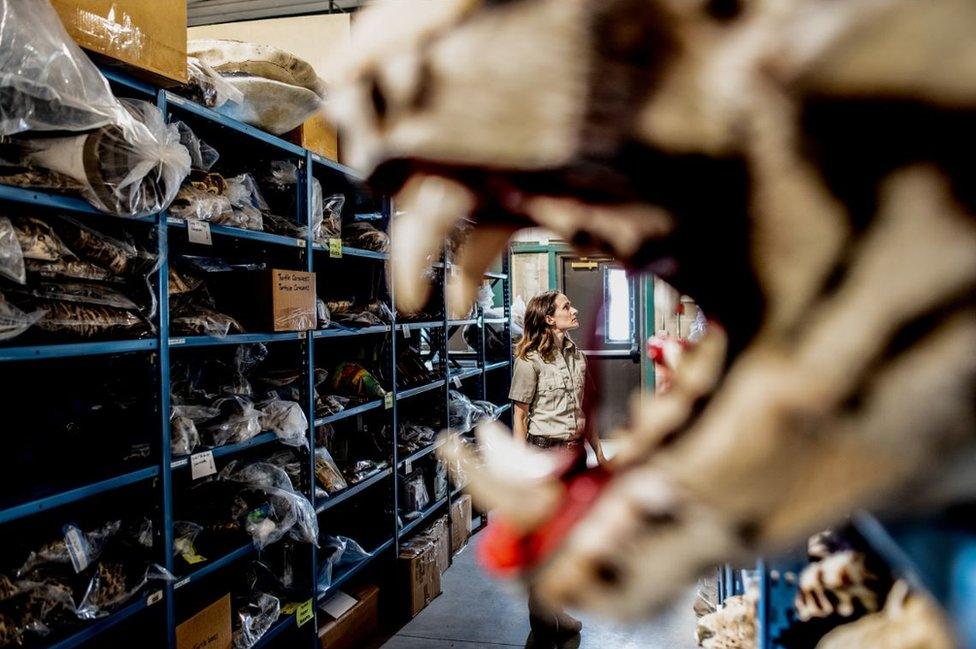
[384,392,394,410]
[328,238,343,258]
[296,599,314,628]
[183,552,207,565]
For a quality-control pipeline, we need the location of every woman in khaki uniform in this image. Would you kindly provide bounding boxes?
[508,290,606,640]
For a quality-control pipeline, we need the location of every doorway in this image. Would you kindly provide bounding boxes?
[559,255,640,438]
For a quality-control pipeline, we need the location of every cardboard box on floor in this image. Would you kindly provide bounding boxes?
[176,594,232,649]
[318,584,380,649]
[399,536,441,618]
[187,13,350,162]
[50,0,188,85]
[451,494,472,554]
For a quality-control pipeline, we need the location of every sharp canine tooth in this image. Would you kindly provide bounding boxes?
[437,422,563,531]
[392,176,475,313]
[475,420,562,481]
[447,225,517,318]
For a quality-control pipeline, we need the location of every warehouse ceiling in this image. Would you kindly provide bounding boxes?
[187,0,366,26]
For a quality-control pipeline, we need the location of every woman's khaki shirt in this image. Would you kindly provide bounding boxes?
[508,337,586,440]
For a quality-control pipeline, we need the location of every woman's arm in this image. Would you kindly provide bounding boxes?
[509,357,536,443]
[585,421,607,465]
[513,401,530,443]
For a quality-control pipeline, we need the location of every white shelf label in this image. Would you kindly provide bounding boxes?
[401,324,410,338]
[190,451,217,480]
[187,219,212,245]
[404,459,413,474]
[384,393,394,410]
[175,577,190,590]
[452,375,462,388]
[64,525,91,573]
[170,338,186,346]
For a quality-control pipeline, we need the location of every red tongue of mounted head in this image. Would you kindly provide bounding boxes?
[479,461,612,576]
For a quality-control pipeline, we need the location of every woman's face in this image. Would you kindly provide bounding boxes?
[546,293,579,332]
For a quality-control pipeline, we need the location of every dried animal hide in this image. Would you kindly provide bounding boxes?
[326,0,976,620]
[696,591,757,649]
[795,550,881,622]
[815,581,954,649]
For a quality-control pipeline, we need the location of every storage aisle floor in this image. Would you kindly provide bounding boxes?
[379,533,698,649]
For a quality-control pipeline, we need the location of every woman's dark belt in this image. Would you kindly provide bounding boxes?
[527,434,584,449]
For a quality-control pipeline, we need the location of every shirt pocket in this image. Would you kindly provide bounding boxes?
[537,369,563,393]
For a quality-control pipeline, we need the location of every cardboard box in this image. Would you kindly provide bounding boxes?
[176,594,232,649]
[427,516,450,575]
[451,494,472,554]
[211,269,317,332]
[399,537,441,617]
[50,0,188,85]
[285,114,340,162]
[269,269,316,331]
[317,584,380,649]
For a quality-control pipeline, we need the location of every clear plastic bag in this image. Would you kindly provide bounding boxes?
[173,521,206,564]
[264,449,304,491]
[257,399,308,448]
[448,390,482,434]
[17,520,121,577]
[316,536,372,596]
[402,473,430,516]
[19,282,139,311]
[170,404,219,456]
[25,258,115,283]
[34,300,151,338]
[52,216,157,278]
[186,57,245,110]
[258,161,319,240]
[203,396,263,447]
[233,592,280,649]
[327,362,386,399]
[314,194,344,243]
[433,461,448,501]
[342,221,389,252]
[168,267,204,296]
[169,183,234,223]
[314,447,348,495]
[76,562,173,620]
[315,395,349,419]
[0,216,26,284]
[220,461,318,549]
[315,298,331,329]
[0,579,77,645]
[0,297,43,342]
[23,99,191,217]
[12,217,75,262]
[0,0,128,135]
[175,121,220,171]
[171,304,244,337]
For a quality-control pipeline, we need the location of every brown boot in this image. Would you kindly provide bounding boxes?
[529,593,582,639]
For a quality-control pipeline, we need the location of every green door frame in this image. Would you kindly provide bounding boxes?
[511,241,655,391]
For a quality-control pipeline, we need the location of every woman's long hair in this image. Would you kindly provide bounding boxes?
[515,290,562,362]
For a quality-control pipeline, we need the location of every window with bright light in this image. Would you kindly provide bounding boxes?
[605,268,632,343]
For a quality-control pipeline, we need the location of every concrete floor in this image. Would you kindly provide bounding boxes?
[380,534,698,649]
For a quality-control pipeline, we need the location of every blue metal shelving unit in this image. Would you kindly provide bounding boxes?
[0,63,511,649]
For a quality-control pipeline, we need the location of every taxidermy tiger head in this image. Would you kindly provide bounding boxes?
[328,0,976,620]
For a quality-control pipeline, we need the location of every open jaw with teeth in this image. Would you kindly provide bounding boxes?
[326,0,976,621]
